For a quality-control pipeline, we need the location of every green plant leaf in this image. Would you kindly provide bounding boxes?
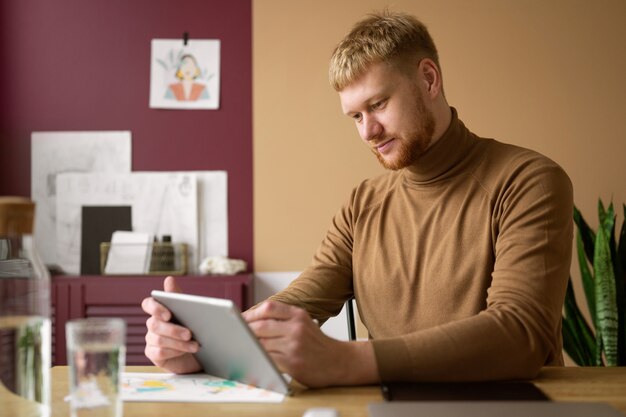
[598,200,616,243]
[574,206,596,264]
[596,327,604,366]
[598,199,607,223]
[607,201,616,234]
[603,202,626,365]
[594,223,619,365]
[604,201,624,365]
[562,316,586,365]
[615,205,626,365]
[563,278,595,365]
[619,205,626,272]
[156,58,168,70]
[576,231,596,327]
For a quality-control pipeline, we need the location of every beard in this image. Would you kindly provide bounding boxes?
[372,86,436,171]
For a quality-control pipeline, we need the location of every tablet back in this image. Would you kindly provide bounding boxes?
[151,291,290,394]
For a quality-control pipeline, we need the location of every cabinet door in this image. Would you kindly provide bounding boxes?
[51,281,71,366]
[52,275,252,365]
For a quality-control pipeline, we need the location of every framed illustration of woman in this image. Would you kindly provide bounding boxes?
[150,39,220,110]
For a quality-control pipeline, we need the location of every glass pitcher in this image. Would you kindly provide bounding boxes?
[0,196,51,416]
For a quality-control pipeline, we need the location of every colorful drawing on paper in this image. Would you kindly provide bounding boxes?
[150,39,220,110]
[128,379,174,393]
[121,373,284,403]
[164,53,210,102]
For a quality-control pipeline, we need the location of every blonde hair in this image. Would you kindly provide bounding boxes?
[329,11,440,91]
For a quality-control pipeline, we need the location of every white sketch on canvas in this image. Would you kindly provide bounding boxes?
[55,172,199,275]
[31,131,132,267]
[150,39,221,110]
[137,171,229,269]
[194,171,228,260]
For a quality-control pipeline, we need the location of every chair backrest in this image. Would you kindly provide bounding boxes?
[346,297,356,341]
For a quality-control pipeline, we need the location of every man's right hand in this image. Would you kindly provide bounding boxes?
[141,276,202,374]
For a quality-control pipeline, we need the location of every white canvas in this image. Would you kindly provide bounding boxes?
[194,171,228,260]
[142,170,229,267]
[150,39,221,110]
[56,172,199,275]
[31,131,132,267]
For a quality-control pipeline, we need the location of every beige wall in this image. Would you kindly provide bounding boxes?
[253,0,626,275]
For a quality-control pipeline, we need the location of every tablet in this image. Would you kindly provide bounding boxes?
[151,290,291,395]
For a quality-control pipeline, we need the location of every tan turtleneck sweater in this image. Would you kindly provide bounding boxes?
[270,108,573,382]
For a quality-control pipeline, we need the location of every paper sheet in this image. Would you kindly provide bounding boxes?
[104,231,153,274]
[121,373,285,403]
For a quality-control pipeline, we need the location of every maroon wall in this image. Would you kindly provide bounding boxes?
[0,0,253,266]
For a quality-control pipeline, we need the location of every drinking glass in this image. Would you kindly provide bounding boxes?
[66,318,126,417]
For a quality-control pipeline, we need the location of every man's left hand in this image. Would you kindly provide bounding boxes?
[243,300,379,387]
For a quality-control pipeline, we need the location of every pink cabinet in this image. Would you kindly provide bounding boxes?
[51,274,253,365]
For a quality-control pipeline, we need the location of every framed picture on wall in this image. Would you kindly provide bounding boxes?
[149,39,220,110]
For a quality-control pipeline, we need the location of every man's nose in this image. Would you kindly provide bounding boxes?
[361,116,383,141]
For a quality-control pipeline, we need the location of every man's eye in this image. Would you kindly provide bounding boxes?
[372,100,386,110]
[352,113,362,122]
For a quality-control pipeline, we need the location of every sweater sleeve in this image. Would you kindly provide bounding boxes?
[372,161,573,381]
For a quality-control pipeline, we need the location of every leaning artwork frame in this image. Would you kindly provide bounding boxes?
[149,39,220,110]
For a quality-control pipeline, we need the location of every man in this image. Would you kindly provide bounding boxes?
[142,11,573,388]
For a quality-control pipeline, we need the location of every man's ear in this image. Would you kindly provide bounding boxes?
[420,58,442,98]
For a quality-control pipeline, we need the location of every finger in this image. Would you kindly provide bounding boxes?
[141,297,172,321]
[145,331,199,353]
[145,345,192,364]
[164,276,182,293]
[248,319,290,338]
[243,301,297,323]
[258,335,291,355]
[146,316,193,341]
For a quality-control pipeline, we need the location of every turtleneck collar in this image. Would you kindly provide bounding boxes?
[402,107,478,185]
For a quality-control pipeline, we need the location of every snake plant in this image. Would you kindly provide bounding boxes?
[562,200,626,366]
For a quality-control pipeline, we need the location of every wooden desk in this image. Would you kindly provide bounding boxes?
[7,366,626,417]
[533,367,626,411]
